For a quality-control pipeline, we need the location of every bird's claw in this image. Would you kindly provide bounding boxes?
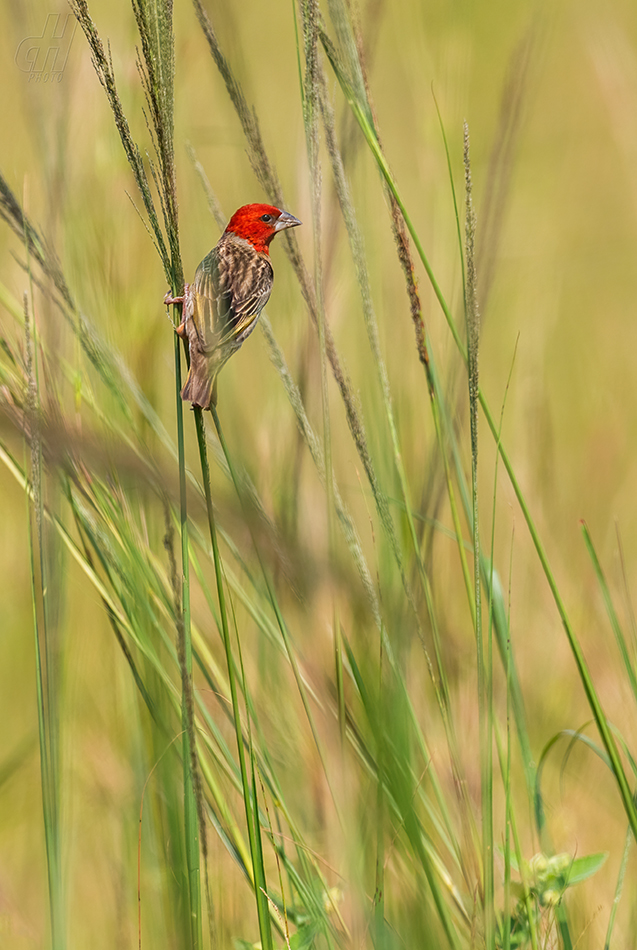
[164,290,188,331]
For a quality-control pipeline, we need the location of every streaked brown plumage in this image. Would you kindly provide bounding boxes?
[164,203,301,409]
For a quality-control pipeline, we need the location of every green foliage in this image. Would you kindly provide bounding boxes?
[501,851,608,949]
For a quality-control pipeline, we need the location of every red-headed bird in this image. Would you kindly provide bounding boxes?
[164,203,301,409]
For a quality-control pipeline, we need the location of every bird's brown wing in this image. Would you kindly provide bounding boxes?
[190,237,274,356]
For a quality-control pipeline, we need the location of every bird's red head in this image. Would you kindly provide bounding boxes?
[224,203,302,254]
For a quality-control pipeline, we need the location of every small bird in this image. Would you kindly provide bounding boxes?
[164,203,301,409]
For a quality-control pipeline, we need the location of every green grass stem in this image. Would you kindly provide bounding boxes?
[193,408,274,950]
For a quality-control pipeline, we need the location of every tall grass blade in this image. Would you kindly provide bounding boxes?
[300,0,345,746]
[24,293,65,950]
[193,408,274,950]
[581,521,637,702]
[604,827,631,949]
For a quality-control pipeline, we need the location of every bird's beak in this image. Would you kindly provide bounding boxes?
[275,210,302,231]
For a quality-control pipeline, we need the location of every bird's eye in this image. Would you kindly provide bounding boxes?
[260,213,273,223]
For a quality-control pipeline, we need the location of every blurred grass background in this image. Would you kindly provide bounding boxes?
[2,0,637,947]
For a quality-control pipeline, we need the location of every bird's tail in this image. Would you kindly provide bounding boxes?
[181,367,218,410]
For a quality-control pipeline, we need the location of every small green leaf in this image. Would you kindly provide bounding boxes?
[289,924,318,949]
[566,851,609,885]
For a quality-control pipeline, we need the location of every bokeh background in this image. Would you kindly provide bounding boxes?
[2,0,637,947]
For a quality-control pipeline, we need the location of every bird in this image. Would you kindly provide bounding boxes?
[164,203,302,410]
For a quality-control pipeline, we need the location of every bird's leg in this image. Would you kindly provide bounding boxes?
[164,287,189,337]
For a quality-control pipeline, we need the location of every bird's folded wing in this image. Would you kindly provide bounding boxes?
[224,268,273,341]
[189,259,218,353]
[191,246,274,354]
